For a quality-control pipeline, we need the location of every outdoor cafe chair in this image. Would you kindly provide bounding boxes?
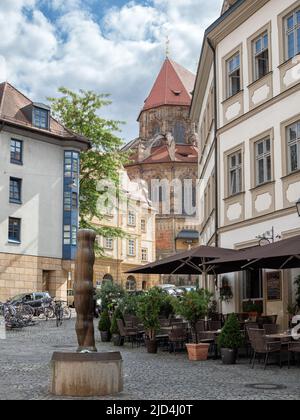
[168,327,188,354]
[117,319,140,348]
[288,342,300,369]
[248,329,282,370]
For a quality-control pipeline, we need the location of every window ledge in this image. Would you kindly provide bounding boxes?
[278,56,299,69]
[250,180,275,192]
[9,200,22,205]
[281,169,300,181]
[223,191,246,201]
[10,160,23,166]
[247,71,273,89]
[7,240,21,245]
[222,90,244,105]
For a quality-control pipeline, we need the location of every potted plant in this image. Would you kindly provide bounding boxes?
[218,314,243,365]
[136,288,164,354]
[173,289,212,361]
[219,277,233,303]
[98,309,111,342]
[110,307,124,346]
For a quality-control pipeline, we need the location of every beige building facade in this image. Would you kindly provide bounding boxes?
[191,0,300,327]
[93,171,158,291]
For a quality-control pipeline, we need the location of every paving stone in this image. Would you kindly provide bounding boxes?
[0,319,299,400]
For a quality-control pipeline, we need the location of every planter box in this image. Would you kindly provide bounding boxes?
[186,343,210,361]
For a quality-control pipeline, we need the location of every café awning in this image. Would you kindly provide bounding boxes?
[126,245,239,275]
[205,235,300,275]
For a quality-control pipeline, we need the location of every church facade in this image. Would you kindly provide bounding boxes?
[124,58,200,285]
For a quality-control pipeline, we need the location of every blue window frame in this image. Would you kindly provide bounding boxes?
[8,218,21,243]
[9,178,22,204]
[10,139,23,165]
[33,107,49,129]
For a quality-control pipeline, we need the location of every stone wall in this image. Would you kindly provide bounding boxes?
[0,253,68,302]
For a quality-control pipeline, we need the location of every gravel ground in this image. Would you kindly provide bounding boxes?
[0,319,299,400]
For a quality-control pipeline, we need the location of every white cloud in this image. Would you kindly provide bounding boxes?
[0,0,223,142]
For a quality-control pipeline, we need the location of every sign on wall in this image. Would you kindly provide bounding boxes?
[266,271,282,301]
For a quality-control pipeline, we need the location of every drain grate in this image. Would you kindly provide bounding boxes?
[245,383,287,391]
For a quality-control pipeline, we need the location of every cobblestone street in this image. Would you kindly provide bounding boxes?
[0,319,299,400]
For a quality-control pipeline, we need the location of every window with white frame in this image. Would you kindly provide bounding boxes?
[63,226,71,245]
[255,137,272,186]
[141,219,146,232]
[128,239,135,256]
[253,31,269,81]
[226,52,241,98]
[128,211,136,226]
[285,8,300,60]
[104,238,113,250]
[228,151,242,196]
[141,248,148,262]
[287,121,300,173]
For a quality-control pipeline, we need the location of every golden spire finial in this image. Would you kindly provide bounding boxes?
[165,35,170,58]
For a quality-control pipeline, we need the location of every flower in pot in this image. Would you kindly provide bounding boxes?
[136,288,164,354]
[173,289,213,361]
[217,314,243,365]
[110,307,124,346]
[219,277,233,303]
[98,309,111,342]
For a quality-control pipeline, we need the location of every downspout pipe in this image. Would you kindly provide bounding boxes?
[206,37,219,249]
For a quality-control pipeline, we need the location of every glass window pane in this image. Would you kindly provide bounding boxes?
[288,32,295,59]
[258,159,264,184]
[287,15,294,30]
[255,38,262,53]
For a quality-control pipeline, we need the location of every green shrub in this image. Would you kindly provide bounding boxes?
[159,294,175,318]
[218,314,243,350]
[98,309,111,332]
[110,307,124,335]
[119,292,140,316]
[136,288,165,341]
[173,289,212,344]
[98,282,125,311]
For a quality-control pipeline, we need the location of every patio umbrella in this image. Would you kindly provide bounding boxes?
[204,235,300,275]
[126,245,239,275]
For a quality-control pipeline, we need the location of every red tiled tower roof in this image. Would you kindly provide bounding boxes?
[141,58,195,114]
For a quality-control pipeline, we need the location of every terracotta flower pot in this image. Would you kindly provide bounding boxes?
[186,343,210,361]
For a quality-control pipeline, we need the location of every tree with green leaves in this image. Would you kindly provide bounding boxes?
[48,88,128,250]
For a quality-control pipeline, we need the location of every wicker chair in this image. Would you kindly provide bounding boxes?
[288,342,300,369]
[248,329,282,369]
[263,324,279,335]
[117,319,140,347]
[168,327,188,353]
[208,320,222,331]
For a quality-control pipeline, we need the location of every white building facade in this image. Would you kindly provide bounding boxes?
[0,82,89,302]
[191,0,300,327]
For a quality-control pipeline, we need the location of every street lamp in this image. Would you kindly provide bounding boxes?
[297,198,300,217]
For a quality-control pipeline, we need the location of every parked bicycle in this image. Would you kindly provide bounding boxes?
[53,300,71,327]
[0,302,34,329]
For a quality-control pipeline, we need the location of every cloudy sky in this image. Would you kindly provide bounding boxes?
[0,0,223,143]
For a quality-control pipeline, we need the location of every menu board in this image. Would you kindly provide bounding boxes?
[266,271,282,301]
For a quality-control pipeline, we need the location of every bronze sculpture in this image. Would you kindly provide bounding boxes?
[74,229,97,353]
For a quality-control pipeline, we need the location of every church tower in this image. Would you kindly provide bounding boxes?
[124,58,199,285]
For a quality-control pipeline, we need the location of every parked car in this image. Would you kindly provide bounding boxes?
[8,292,52,314]
[177,286,197,293]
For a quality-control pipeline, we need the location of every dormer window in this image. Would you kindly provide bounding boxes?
[32,103,50,130]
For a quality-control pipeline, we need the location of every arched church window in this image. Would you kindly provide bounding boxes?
[173,121,186,144]
[152,123,160,137]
